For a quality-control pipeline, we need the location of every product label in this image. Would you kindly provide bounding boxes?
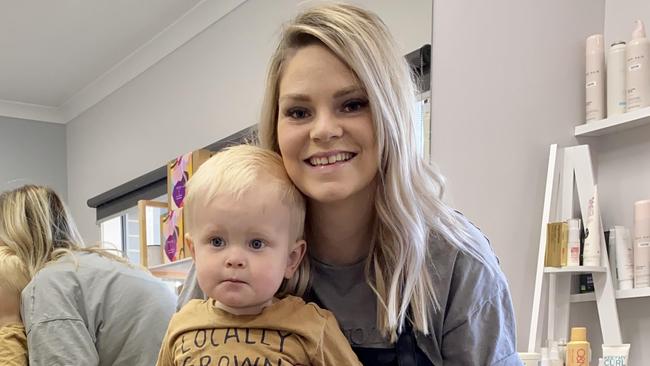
[586,81,597,88]
[604,355,627,366]
[629,63,642,71]
[637,241,650,248]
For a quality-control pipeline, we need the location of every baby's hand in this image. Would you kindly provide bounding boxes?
[0,285,22,328]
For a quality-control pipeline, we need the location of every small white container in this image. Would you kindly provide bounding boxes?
[611,226,634,290]
[586,34,606,122]
[567,219,582,267]
[519,352,541,366]
[607,42,627,116]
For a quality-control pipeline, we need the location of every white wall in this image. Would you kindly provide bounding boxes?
[66,0,431,244]
[568,2,650,364]
[0,116,67,199]
[431,0,606,354]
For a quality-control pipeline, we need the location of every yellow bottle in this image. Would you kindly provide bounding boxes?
[566,327,590,366]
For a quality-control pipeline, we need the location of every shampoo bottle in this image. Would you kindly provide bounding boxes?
[626,20,650,111]
[586,34,606,121]
[634,200,650,288]
[567,327,590,366]
[607,42,627,116]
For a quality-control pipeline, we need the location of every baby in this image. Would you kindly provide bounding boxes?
[156,145,360,366]
[0,246,30,366]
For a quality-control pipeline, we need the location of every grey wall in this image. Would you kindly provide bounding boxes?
[431,0,605,354]
[0,116,67,199]
[66,0,432,245]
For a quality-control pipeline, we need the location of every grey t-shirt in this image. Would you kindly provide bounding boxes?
[21,252,177,366]
[178,216,522,365]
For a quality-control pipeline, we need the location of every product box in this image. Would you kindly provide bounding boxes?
[560,221,569,267]
[545,222,563,267]
[167,149,214,211]
[161,208,185,264]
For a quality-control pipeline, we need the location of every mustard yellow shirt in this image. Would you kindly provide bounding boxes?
[157,295,361,366]
[0,323,27,366]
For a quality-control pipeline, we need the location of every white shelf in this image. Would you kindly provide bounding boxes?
[148,257,193,280]
[570,287,650,303]
[544,266,606,274]
[575,106,650,137]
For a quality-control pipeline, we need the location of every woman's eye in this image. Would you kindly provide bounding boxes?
[209,237,225,247]
[286,107,310,120]
[342,99,368,113]
[249,239,265,250]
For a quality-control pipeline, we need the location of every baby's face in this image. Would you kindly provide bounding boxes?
[187,184,304,315]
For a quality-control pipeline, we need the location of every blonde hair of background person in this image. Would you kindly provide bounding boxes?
[0,246,29,366]
[0,185,126,279]
[183,144,309,297]
[258,3,489,340]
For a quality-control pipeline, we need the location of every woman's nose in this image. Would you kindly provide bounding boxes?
[309,111,343,142]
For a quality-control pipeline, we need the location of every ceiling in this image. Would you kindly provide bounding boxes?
[0,0,245,124]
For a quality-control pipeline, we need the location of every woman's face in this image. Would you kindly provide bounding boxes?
[276,44,378,204]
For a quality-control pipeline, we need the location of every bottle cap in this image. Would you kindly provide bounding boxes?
[634,199,650,221]
[570,327,587,342]
[586,34,604,53]
[632,20,647,39]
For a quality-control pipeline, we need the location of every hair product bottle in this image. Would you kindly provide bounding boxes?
[583,187,601,267]
[611,226,634,290]
[567,327,590,366]
[567,219,582,267]
[586,34,606,122]
[634,200,650,288]
[626,20,650,111]
[607,42,627,116]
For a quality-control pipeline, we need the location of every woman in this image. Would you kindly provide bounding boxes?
[0,185,177,366]
[182,4,521,365]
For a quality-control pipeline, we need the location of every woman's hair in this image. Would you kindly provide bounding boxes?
[0,246,30,295]
[184,144,308,297]
[0,184,126,279]
[258,3,485,340]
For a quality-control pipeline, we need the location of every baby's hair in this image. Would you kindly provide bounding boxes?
[184,144,308,296]
[0,246,30,295]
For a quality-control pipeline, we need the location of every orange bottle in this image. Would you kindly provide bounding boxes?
[566,327,590,366]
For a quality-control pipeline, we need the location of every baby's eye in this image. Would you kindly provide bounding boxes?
[286,107,311,120]
[249,239,265,250]
[342,99,368,113]
[210,237,225,248]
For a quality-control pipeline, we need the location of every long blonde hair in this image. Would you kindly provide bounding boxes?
[0,246,30,295]
[0,185,127,279]
[258,3,486,341]
[184,145,309,297]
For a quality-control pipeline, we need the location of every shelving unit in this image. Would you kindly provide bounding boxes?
[528,144,622,353]
[148,257,193,280]
[575,106,650,137]
[570,287,650,303]
[544,266,606,274]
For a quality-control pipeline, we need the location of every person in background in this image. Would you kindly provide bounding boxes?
[157,145,361,365]
[180,3,522,365]
[0,246,30,366]
[0,184,177,366]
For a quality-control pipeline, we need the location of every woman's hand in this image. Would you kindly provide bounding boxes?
[0,286,22,328]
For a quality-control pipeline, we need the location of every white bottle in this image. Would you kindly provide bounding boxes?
[611,226,634,290]
[634,200,650,288]
[586,34,606,122]
[540,347,550,366]
[549,341,563,366]
[607,42,627,116]
[626,20,650,111]
[567,219,581,267]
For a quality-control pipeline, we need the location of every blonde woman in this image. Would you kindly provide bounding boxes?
[0,247,30,366]
[181,4,521,365]
[0,185,177,366]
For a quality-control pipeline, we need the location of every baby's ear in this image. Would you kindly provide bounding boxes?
[185,233,196,259]
[284,239,306,279]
